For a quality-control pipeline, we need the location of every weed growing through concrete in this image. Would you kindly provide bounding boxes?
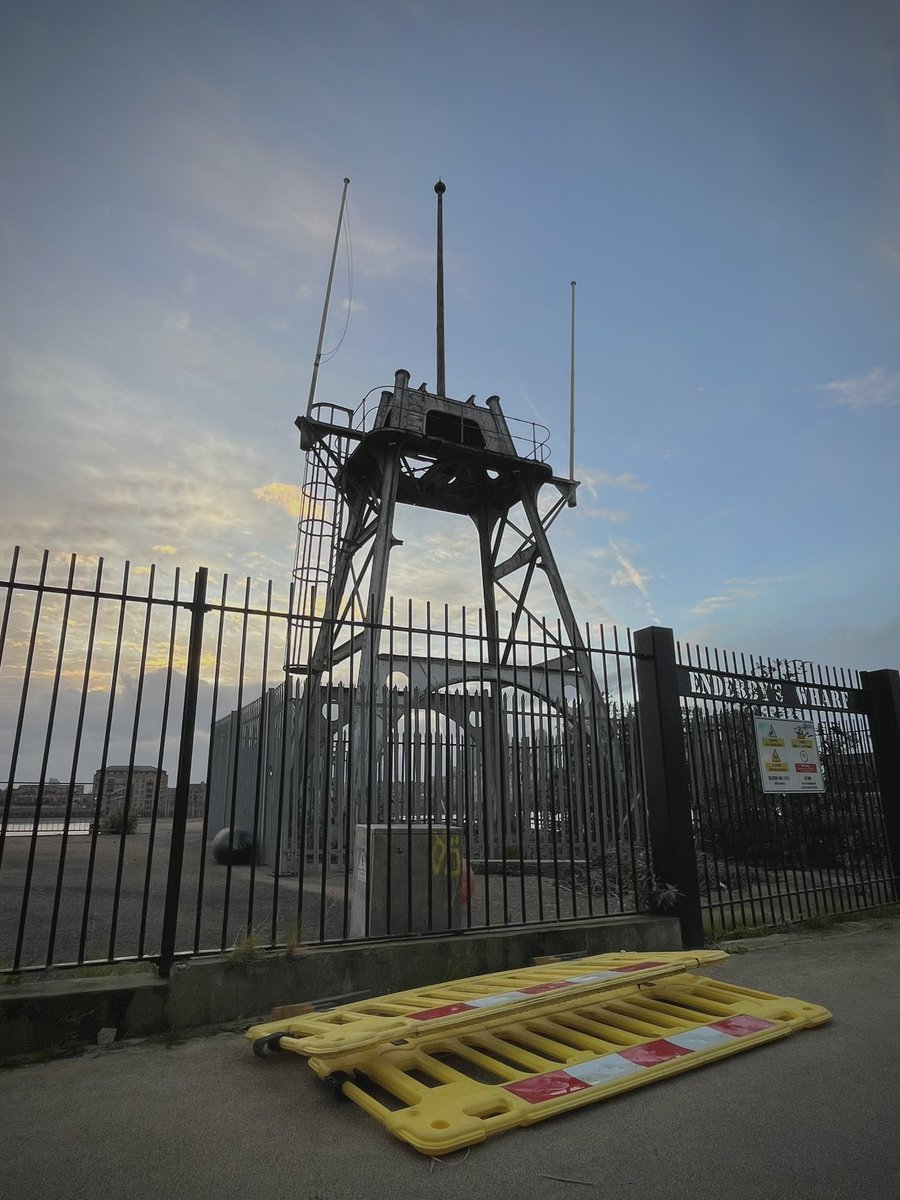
[226,927,266,968]
[283,920,302,958]
[0,960,24,986]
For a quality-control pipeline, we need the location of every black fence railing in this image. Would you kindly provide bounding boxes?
[0,550,649,973]
[2,549,899,973]
[675,641,897,936]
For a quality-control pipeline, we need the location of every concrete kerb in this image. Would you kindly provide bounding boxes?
[716,911,900,954]
[0,914,679,1060]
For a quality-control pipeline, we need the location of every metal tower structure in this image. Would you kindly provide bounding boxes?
[290,370,586,683]
[286,181,614,849]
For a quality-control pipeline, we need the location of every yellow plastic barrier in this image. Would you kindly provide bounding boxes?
[308,974,831,1155]
[247,950,726,1059]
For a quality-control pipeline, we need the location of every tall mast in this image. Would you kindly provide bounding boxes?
[306,177,350,417]
[568,280,576,494]
[435,179,446,397]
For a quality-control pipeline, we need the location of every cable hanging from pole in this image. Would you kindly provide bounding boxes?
[306,177,351,417]
[320,194,354,364]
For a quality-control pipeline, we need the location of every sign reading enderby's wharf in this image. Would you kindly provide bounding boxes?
[754,718,825,794]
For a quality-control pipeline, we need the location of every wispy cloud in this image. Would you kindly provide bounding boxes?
[253,482,303,518]
[602,540,659,624]
[161,101,430,281]
[172,225,263,277]
[577,467,649,498]
[609,543,653,599]
[690,575,786,617]
[163,310,191,332]
[252,481,326,521]
[818,368,900,412]
[1,350,292,575]
[582,507,629,523]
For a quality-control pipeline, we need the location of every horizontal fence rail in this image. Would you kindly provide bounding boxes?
[0,549,650,973]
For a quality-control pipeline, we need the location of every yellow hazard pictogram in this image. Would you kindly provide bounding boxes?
[766,749,789,772]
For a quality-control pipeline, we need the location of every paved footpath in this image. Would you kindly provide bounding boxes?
[2,921,899,1200]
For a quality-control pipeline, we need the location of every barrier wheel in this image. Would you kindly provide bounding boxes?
[252,1035,284,1057]
[323,1071,352,1098]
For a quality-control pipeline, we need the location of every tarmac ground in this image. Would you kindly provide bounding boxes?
[2,917,899,1200]
[0,819,626,968]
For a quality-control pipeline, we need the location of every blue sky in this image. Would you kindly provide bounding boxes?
[2,0,899,671]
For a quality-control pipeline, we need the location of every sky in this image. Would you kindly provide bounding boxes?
[2,0,899,676]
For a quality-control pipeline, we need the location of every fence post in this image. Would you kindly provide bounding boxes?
[634,626,704,948]
[860,668,900,900]
[159,567,209,976]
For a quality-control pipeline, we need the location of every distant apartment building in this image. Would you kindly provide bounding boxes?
[91,767,206,818]
[93,766,169,816]
[178,782,207,820]
[8,781,87,808]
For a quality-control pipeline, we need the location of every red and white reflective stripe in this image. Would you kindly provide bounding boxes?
[406,962,669,1022]
[504,1015,777,1104]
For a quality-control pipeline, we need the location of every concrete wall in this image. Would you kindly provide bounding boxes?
[0,914,680,1060]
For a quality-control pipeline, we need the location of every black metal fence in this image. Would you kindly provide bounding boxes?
[676,642,895,934]
[0,549,649,974]
[2,549,898,973]
[632,626,900,944]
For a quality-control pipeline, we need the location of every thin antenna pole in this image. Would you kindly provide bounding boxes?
[435,179,446,396]
[306,177,350,417]
[569,280,576,484]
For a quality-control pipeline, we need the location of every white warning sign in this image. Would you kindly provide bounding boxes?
[754,718,825,794]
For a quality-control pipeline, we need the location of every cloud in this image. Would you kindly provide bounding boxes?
[582,507,629,523]
[253,482,303,517]
[577,466,649,498]
[600,540,659,624]
[1,349,291,576]
[818,368,900,412]
[690,575,786,617]
[609,545,652,599]
[172,226,262,277]
[252,481,325,522]
[161,103,431,281]
[163,310,191,332]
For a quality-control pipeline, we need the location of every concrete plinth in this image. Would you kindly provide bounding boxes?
[349,823,463,937]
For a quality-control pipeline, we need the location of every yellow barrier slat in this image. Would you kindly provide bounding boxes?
[307,974,831,1155]
[246,950,727,1059]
